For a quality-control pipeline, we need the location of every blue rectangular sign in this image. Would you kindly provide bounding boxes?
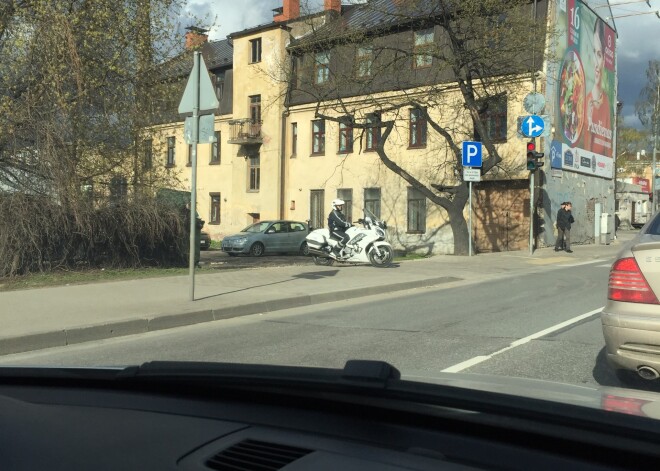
[462,141,483,168]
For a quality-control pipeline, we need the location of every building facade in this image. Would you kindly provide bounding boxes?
[151,0,617,254]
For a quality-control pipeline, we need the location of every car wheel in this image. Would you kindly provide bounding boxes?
[300,241,310,256]
[249,242,265,257]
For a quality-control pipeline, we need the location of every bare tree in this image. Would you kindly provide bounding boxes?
[283,0,550,254]
[616,126,652,177]
[636,60,660,134]
[0,0,188,200]
[0,0,196,275]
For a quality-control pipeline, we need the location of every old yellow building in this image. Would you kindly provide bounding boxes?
[153,0,608,255]
[150,2,346,241]
[150,26,288,240]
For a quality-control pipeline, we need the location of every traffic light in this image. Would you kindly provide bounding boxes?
[526,141,545,171]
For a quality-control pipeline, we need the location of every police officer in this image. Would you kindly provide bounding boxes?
[328,199,351,256]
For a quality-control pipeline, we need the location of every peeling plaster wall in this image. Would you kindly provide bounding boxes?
[540,170,615,246]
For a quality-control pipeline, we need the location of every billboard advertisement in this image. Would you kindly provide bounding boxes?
[548,0,616,179]
[632,177,651,194]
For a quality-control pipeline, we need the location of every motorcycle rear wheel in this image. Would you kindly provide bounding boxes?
[313,256,335,266]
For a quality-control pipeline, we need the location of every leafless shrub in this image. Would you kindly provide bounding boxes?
[0,195,188,277]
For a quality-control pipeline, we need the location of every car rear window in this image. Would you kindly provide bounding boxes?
[648,215,660,235]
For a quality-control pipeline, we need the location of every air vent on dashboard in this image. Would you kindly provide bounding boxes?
[205,439,313,471]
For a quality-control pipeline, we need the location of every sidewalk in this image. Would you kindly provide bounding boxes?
[0,234,633,356]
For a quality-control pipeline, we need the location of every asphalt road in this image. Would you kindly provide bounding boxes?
[3,259,659,393]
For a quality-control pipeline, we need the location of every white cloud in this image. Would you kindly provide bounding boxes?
[184,0,329,41]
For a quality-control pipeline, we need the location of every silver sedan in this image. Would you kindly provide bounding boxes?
[221,220,310,257]
[602,211,660,383]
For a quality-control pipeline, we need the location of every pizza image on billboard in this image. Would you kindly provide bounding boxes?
[558,49,585,145]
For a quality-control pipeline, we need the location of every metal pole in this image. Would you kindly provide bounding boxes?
[654,139,658,214]
[529,172,534,255]
[651,140,658,214]
[189,52,200,301]
[653,80,659,214]
[530,0,538,254]
[468,181,473,257]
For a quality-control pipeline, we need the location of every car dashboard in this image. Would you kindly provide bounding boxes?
[1,361,659,471]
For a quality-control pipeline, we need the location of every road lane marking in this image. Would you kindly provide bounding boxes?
[557,259,607,268]
[441,307,603,373]
[528,256,573,265]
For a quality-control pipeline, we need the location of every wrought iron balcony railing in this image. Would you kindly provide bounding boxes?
[227,119,262,144]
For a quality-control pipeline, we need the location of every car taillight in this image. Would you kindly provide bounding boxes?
[608,257,660,304]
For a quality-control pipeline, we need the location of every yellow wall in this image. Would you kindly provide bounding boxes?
[282,80,534,254]
[151,26,291,241]
[152,23,536,254]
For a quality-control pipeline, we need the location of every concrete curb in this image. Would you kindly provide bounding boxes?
[0,276,460,356]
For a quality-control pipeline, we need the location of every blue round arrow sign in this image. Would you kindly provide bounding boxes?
[520,115,545,138]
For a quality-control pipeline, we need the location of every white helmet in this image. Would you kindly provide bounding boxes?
[332,199,345,210]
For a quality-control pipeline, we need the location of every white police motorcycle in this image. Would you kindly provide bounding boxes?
[305,208,393,267]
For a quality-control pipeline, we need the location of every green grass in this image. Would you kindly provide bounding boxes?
[394,252,431,262]
[0,266,211,292]
[210,240,223,249]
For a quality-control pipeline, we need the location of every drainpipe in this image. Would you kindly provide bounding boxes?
[280,110,288,220]
[280,45,297,220]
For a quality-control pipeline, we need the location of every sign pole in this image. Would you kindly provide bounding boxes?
[529,172,534,255]
[189,52,200,302]
[468,181,473,257]
[653,79,659,214]
[461,142,482,257]
[178,51,218,302]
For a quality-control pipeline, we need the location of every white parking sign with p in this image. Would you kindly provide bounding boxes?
[462,141,482,168]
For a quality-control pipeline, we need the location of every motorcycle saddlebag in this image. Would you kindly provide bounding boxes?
[306,230,327,251]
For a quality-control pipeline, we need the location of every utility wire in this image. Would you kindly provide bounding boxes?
[595,0,651,8]
[607,9,660,18]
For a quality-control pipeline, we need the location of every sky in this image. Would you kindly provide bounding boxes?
[178,0,659,129]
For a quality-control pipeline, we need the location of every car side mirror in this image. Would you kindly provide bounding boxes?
[266,229,274,234]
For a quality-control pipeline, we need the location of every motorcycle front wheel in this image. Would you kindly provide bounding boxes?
[313,256,335,266]
[368,245,393,267]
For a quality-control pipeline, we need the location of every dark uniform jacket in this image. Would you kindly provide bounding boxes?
[328,210,350,232]
[557,209,574,230]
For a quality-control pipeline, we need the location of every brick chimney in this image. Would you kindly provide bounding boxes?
[324,0,341,13]
[185,26,209,50]
[273,0,300,22]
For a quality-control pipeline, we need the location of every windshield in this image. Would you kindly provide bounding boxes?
[2,0,659,429]
[241,222,271,233]
[363,207,380,223]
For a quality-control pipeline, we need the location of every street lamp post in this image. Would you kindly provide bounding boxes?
[653,79,659,214]
[651,72,660,214]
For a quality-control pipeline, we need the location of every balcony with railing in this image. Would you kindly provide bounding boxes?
[227,119,263,145]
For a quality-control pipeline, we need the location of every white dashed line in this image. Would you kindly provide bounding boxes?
[557,259,607,268]
[441,307,604,373]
